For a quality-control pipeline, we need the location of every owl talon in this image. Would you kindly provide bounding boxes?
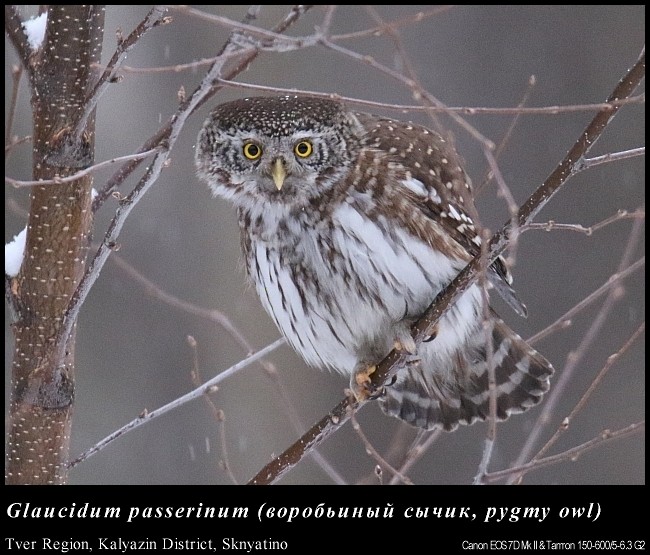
[351,364,381,402]
[423,326,439,343]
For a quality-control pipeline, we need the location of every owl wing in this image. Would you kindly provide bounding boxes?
[356,114,527,317]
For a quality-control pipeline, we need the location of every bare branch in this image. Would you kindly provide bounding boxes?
[362,5,446,135]
[4,135,31,155]
[484,421,645,483]
[528,255,645,345]
[320,38,495,150]
[523,208,645,236]
[349,410,413,485]
[331,6,453,41]
[218,79,644,116]
[109,251,345,484]
[67,338,285,469]
[188,335,239,484]
[171,5,317,47]
[509,215,645,482]
[578,147,645,170]
[473,230,499,485]
[533,323,645,463]
[476,75,537,196]
[6,148,161,188]
[389,429,443,485]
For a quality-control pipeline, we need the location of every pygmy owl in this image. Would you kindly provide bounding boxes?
[196,95,553,431]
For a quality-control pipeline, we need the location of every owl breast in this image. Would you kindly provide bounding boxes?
[243,194,483,377]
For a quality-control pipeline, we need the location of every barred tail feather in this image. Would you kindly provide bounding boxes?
[379,317,554,431]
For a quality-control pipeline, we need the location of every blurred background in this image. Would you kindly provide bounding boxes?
[5,5,645,484]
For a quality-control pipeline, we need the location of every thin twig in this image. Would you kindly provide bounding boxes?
[171,5,317,46]
[523,208,645,236]
[217,78,644,116]
[509,214,645,482]
[482,149,521,267]
[4,135,31,154]
[532,323,645,463]
[317,5,337,36]
[67,338,285,468]
[528,256,645,345]
[320,38,495,150]
[331,6,453,41]
[363,5,445,134]
[389,429,443,485]
[473,230,499,485]
[109,252,254,349]
[188,335,239,484]
[484,421,645,483]
[6,148,160,188]
[476,75,537,196]
[577,147,645,170]
[109,251,344,483]
[349,410,413,485]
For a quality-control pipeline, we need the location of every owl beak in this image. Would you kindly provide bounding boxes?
[271,158,287,191]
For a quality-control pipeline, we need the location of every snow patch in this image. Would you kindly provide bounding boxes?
[22,12,47,50]
[5,227,28,277]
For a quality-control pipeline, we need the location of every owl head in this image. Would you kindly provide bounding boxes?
[195,96,364,207]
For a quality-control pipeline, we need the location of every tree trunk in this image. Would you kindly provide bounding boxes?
[6,5,105,484]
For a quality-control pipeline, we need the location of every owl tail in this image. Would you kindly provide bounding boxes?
[379,317,554,431]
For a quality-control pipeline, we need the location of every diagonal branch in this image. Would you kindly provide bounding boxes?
[248,46,645,485]
[533,322,645,463]
[6,148,160,187]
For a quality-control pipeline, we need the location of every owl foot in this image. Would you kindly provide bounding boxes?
[422,324,439,343]
[394,337,417,355]
[393,338,422,368]
[351,363,382,402]
[393,327,417,355]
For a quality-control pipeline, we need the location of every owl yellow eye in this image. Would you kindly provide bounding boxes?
[243,142,262,160]
[294,140,313,158]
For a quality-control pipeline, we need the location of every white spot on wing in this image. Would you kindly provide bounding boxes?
[448,205,462,221]
[400,177,427,197]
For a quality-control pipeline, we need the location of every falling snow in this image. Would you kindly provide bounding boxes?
[5,227,27,277]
